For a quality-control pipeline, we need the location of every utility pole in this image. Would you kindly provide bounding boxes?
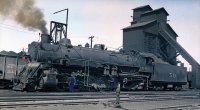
[88,36,94,48]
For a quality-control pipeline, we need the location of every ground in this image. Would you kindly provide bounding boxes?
[0,89,200,110]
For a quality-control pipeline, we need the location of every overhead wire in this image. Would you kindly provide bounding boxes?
[0,25,36,34]
[0,23,38,35]
[0,26,35,35]
[0,23,28,30]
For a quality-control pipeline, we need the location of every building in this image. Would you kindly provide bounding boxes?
[123,5,177,65]
[123,5,200,89]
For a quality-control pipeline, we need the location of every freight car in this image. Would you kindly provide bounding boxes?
[0,51,28,88]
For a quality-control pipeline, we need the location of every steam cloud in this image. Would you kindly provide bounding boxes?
[0,0,47,33]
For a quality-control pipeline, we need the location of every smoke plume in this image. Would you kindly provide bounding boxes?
[0,0,47,33]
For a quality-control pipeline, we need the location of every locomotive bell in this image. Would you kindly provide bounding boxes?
[41,34,51,44]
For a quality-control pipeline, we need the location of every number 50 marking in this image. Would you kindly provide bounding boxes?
[169,73,176,78]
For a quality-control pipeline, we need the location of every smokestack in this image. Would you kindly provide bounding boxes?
[0,0,47,33]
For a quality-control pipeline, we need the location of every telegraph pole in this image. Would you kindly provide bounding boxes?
[88,36,94,48]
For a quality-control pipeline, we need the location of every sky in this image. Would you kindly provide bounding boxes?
[0,0,200,67]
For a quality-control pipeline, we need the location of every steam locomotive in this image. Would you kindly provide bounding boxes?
[9,20,187,91]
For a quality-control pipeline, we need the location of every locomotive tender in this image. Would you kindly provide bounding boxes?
[1,6,188,91]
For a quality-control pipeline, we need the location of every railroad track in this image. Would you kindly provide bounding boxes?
[0,91,199,108]
[154,104,200,110]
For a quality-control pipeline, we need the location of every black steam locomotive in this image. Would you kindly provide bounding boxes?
[6,21,186,92]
